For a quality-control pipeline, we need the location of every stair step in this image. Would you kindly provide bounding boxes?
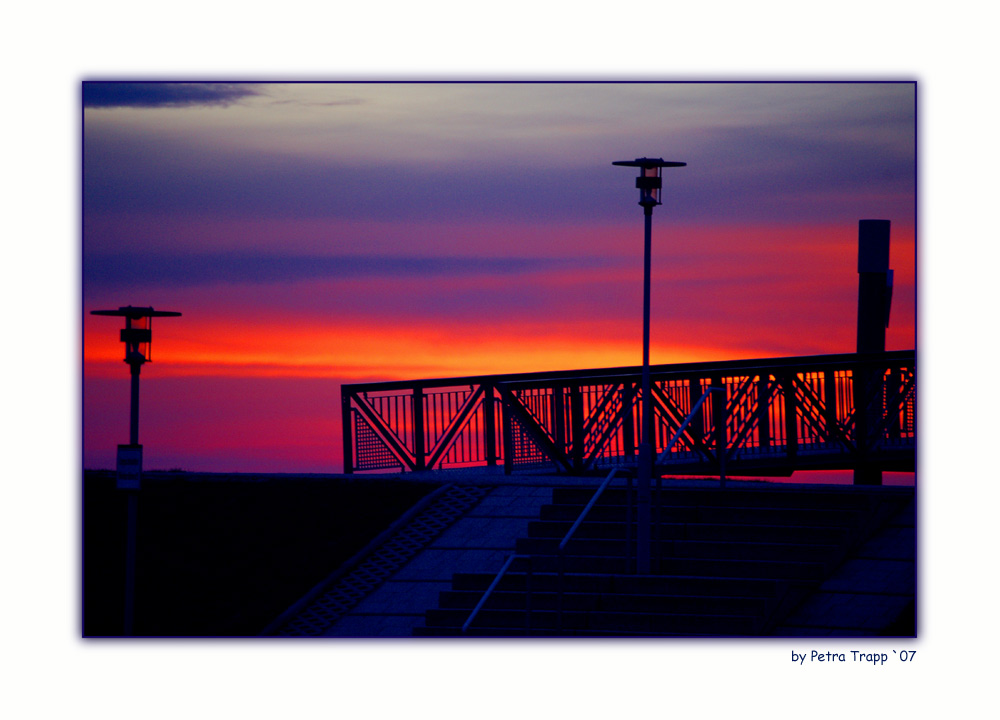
[539,503,866,527]
[424,607,761,635]
[413,625,727,638]
[551,486,901,511]
[437,589,772,616]
[527,519,853,544]
[415,485,914,637]
[450,571,786,598]
[515,537,844,563]
[654,556,829,581]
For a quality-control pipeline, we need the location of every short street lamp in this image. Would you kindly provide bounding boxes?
[91,305,181,634]
[612,158,685,575]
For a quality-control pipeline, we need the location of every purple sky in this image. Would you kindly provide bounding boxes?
[83,82,916,473]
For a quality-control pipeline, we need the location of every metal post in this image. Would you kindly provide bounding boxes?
[342,395,354,474]
[413,387,425,471]
[756,376,771,450]
[92,305,180,637]
[570,384,584,472]
[129,364,140,446]
[482,383,497,466]
[125,317,140,635]
[501,392,514,475]
[713,378,727,488]
[613,157,685,573]
[855,219,891,485]
[637,206,653,575]
[622,382,636,459]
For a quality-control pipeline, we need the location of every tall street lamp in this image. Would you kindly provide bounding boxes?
[612,158,685,575]
[91,305,181,634]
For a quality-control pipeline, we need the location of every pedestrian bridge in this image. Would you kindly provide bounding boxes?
[341,350,914,481]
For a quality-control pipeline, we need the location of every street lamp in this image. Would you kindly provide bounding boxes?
[612,158,685,575]
[91,305,181,634]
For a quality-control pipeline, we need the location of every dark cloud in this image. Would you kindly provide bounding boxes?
[81,86,915,227]
[83,82,260,108]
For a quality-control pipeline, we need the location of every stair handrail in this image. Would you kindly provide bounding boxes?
[559,467,620,553]
[656,386,726,465]
[461,552,522,634]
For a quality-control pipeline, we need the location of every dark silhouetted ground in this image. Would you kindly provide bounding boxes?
[83,471,438,637]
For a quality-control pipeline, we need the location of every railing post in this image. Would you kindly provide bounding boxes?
[570,383,584,472]
[341,391,354,475]
[783,372,798,462]
[413,387,426,471]
[712,377,727,486]
[622,382,636,459]
[553,384,566,456]
[501,389,514,475]
[824,369,839,446]
[483,383,497,466]
[756,375,771,451]
[688,378,705,447]
[886,367,901,441]
[853,361,883,485]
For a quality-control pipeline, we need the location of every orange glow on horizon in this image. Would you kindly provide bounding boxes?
[84,220,914,384]
[84,315,746,382]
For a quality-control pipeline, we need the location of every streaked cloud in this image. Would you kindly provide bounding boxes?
[83,252,616,289]
[82,82,261,108]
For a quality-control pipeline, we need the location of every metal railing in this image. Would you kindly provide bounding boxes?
[342,350,915,479]
[461,552,533,635]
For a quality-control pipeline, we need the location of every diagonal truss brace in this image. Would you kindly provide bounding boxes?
[351,392,417,471]
[497,384,572,472]
[790,374,857,454]
[424,385,486,470]
[650,382,716,463]
[584,384,640,470]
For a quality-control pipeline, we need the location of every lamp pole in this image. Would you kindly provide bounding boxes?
[91,305,181,635]
[613,158,685,575]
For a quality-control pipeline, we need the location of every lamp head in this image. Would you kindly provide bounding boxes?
[91,305,181,365]
[613,157,686,207]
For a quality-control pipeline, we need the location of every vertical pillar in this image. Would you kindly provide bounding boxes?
[553,385,566,456]
[482,383,497,466]
[783,373,798,462]
[688,379,705,447]
[636,206,654,575]
[129,365,141,446]
[855,219,891,485]
[756,376,771,450]
[857,219,892,354]
[341,392,354,474]
[886,369,902,441]
[622,382,636,458]
[413,387,426,471]
[570,384,584,472]
[824,369,839,445]
[712,377,727,486]
[502,391,514,475]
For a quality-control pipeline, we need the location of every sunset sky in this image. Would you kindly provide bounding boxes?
[82,82,916,473]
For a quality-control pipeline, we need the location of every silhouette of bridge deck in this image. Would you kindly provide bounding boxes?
[342,350,915,482]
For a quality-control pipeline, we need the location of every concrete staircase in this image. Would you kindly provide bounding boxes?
[414,483,914,637]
